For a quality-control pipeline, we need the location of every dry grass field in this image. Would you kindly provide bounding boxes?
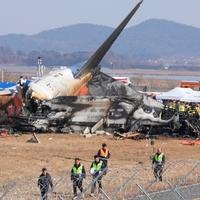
[0,134,200,185]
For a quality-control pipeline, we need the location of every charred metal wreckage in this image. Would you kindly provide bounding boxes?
[1,1,185,135]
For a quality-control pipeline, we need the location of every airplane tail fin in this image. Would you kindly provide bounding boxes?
[75,0,143,78]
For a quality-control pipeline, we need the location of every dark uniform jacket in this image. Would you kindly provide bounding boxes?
[38,173,53,192]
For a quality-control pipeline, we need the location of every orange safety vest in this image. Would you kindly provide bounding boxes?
[99,148,109,158]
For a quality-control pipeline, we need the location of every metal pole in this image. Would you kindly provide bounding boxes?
[112,62,114,77]
[182,162,200,180]
[1,69,4,82]
[166,180,186,200]
[114,168,141,196]
[38,57,42,77]
[99,188,112,200]
[136,183,153,200]
[76,167,108,200]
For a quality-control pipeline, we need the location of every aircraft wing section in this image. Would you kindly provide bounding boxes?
[75,0,143,79]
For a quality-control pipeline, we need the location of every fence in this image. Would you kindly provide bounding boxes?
[1,160,200,200]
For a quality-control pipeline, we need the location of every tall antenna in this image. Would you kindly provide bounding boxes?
[110,61,114,77]
[1,69,4,82]
[37,57,42,77]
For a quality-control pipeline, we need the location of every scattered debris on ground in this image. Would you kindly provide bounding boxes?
[180,140,200,145]
[27,133,40,143]
[0,128,8,137]
[113,131,145,140]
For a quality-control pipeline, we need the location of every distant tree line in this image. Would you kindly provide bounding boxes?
[1,46,200,71]
[0,46,136,68]
[0,46,91,66]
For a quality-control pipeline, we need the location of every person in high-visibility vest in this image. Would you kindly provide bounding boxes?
[168,100,173,110]
[196,105,200,118]
[172,100,176,111]
[188,105,197,117]
[152,148,165,182]
[71,158,86,199]
[179,102,186,113]
[97,143,111,170]
[185,103,190,111]
[90,155,105,197]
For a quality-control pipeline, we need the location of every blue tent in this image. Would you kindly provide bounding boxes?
[0,82,16,90]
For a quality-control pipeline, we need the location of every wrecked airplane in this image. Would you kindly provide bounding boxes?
[7,1,181,134]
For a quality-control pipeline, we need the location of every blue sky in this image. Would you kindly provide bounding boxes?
[0,0,199,35]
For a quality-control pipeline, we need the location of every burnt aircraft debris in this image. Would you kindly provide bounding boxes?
[0,1,199,137]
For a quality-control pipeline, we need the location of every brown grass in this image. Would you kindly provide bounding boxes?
[0,134,200,184]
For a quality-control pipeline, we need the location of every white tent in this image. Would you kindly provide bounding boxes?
[0,89,12,96]
[180,91,200,103]
[156,87,194,100]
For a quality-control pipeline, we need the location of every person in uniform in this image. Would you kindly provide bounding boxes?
[90,155,104,196]
[152,148,165,182]
[97,143,111,170]
[38,168,53,200]
[71,158,86,199]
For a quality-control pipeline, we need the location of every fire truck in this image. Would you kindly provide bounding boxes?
[180,81,200,91]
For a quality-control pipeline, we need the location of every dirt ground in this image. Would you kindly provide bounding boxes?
[0,134,200,184]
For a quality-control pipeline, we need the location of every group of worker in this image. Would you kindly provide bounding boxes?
[164,100,200,118]
[37,143,111,200]
[37,144,166,200]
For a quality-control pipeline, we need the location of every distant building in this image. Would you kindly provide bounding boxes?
[113,76,131,85]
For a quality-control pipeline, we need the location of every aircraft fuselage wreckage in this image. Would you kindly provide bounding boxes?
[12,1,180,134]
